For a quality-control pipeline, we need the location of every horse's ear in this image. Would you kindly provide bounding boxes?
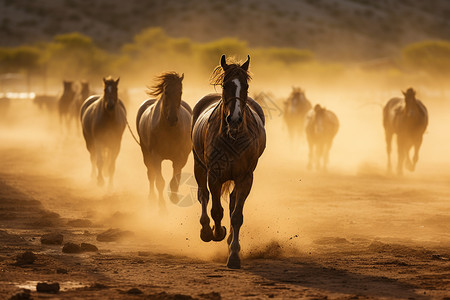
[241,55,250,71]
[115,77,120,85]
[180,73,184,81]
[402,90,406,97]
[103,77,107,84]
[221,55,229,71]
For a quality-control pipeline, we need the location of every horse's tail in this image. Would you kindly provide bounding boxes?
[221,180,234,198]
[136,99,157,135]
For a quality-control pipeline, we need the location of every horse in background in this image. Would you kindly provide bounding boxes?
[80,77,127,188]
[305,104,339,171]
[58,80,76,132]
[192,55,266,269]
[383,88,428,175]
[136,72,192,211]
[283,87,312,140]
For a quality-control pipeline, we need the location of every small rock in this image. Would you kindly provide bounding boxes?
[126,288,143,295]
[81,243,98,252]
[56,268,68,274]
[41,233,63,245]
[15,251,36,265]
[36,282,60,294]
[9,289,31,300]
[62,242,82,254]
[96,228,134,242]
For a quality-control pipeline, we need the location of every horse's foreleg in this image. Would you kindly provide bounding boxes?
[227,174,253,269]
[107,145,120,190]
[153,158,166,213]
[169,158,187,205]
[95,145,105,186]
[227,188,237,246]
[323,141,331,171]
[396,136,405,176]
[307,138,313,170]
[385,130,393,174]
[316,142,324,171]
[194,154,212,242]
[89,148,96,181]
[142,151,156,201]
[411,136,423,172]
[208,177,226,242]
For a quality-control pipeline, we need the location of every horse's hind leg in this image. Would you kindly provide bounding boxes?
[194,153,213,242]
[227,174,253,269]
[396,135,405,176]
[208,176,226,242]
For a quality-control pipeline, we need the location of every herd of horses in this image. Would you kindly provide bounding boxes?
[49,54,428,268]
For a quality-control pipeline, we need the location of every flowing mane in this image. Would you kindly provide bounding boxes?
[147,72,183,97]
[209,58,252,86]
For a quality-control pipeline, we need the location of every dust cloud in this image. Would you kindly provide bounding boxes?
[1,65,450,265]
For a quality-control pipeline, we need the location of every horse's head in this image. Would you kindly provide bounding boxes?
[402,88,417,106]
[103,77,119,112]
[211,54,251,139]
[148,72,184,126]
[289,87,305,108]
[63,80,74,93]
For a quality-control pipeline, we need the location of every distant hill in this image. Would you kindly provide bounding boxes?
[1,0,450,61]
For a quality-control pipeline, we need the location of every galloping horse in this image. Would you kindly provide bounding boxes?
[136,72,192,211]
[58,80,76,132]
[192,55,266,269]
[383,88,428,175]
[80,77,127,188]
[305,104,339,171]
[283,87,312,140]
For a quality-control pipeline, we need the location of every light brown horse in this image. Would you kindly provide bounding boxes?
[305,104,339,171]
[136,72,192,211]
[192,55,266,269]
[80,77,127,188]
[283,87,312,140]
[383,88,428,175]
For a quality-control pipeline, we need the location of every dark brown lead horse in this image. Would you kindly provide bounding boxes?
[136,72,192,211]
[80,77,127,188]
[192,55,266,269]
[383,88,428,175]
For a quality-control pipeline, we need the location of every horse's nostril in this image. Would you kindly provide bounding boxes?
[238,116,243,123]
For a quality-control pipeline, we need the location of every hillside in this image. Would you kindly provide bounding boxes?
[1,0,450,61]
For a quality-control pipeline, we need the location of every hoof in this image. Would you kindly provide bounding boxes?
[212,225,226,242]
[227,253,241,269]
[169,192,179,205]
[200,227,213,242]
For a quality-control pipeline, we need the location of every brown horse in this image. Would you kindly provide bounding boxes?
[305,104,339,171]
[80,77,127,188]
[383,88,428,175]
[58,80,76,132]
[136,72,192,211]
[192,55,266,269]
[72,81,90,119]
[283,87,312,140]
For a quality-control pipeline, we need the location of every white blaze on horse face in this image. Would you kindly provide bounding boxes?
[231,79,241,121]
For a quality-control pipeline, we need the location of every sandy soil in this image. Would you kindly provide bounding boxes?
[0,96,450,300]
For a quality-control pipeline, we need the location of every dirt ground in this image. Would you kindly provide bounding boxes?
[1,94,450,300]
